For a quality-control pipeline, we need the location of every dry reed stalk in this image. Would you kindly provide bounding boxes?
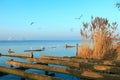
[79,17,118,60]
[78,43,92,58]
[78,22,93,58]
[115,43,120,60]
[92,29,113,59]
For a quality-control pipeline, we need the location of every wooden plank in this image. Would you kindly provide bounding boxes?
[0,67,28,77]
[6,60,120,80]
[27,58,79,68]
[40,56,120,67]
[27,58,120,74]
[0,53,33,58]
[0,66,62,80]
[40,56,74,61]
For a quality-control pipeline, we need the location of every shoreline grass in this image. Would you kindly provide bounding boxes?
[78,17,119,60]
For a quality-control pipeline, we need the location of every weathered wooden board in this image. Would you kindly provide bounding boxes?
[6,60,120,80]
[40,56,120,66]
[0,53,33,58]
[0,66,62,80]
[27,58,120,74]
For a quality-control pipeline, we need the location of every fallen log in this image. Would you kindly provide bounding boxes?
[6,60,120,80]
[27,58,120,74]
[40,56,120,67]
[0,66,62,80]
[0,53,33,58]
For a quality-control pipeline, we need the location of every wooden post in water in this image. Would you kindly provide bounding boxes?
[76,43,78,56]
[30,52,33,58]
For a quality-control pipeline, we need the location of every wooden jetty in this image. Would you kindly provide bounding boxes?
[27,58,120,74]
[6,60,120,80]
[0,66,62,80]
[40,56,120,66]
[0,55,120,79]
[0,53,33,58]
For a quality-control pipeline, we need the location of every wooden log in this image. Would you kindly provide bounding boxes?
[27,58,79,68]
[0,53,33,58]
[0,66,62,80]
[40,56,120,67]
[27,58,120,74]
[6,60,120,80]
[40,56,74,61]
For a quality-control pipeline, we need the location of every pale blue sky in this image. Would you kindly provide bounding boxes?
[0,0,120,40]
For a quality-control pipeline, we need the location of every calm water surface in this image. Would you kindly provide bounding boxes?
[0,40,80,80]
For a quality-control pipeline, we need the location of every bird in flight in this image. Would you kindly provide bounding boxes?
[75,15,83,20]
[30,22,34,25]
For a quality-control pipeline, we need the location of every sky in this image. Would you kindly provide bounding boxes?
[0,0,120,40]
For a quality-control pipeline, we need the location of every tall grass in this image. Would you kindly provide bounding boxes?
[78,22,92,58]
[79,43,92,58]
[115,43,120,60]
[78,17,118,60]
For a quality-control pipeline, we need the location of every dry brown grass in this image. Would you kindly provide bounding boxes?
[78,17,118,60]
[78,22,93,58]
[115,43,120,60]
[78,43,92,58]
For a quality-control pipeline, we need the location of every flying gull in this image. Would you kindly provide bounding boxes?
[30,22,34,25]
[75,15,83,20]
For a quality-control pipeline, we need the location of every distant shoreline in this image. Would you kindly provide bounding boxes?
[0,40,80,42]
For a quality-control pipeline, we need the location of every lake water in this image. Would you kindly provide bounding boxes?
[0,40,80,80]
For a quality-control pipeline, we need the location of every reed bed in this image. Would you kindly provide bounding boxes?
[78,17,119,60]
